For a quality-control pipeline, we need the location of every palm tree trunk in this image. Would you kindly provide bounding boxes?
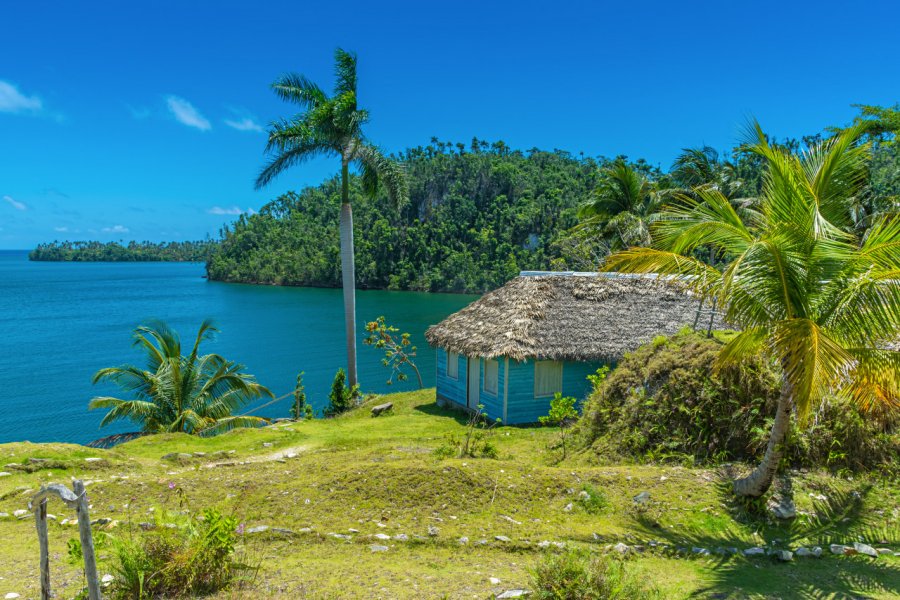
[733,379,793,497]
[339,161,358,388]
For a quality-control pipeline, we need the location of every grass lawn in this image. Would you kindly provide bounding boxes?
[0,389,897,599]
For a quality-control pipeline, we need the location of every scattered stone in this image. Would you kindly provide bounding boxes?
[475,539,489,546]
[373,533,391,540]
[84,457,103,463]
[328,533,351,540]
[769,497,797,520]
[371,402,393,416]
[633,491,651,504]
[831,544,852,555]
[577,490,590,501]
[13,510,27,519]
[5,593,21,599]
[877,548,892,555]
[562,503,574,512]
[692,547,710,556]
[285,452,298,459]
[458,536,469,545]
[369,544,389,552]
[612,542,630,554]
[776,550,793,562]
[262,443,273,448]
[0,513,8,519]
[537,540,566,549]
[46,514,57,521]
[139,522,155,530]
[853,542,879,558]
[192,452,206,457]
[495,535,511,543]
[500,515,522,525]
[348,528,360,533]
[496,590,530,599]
[795,547,813,557]
[394,534,409,541]
[101,574,115,584]
[427,525,439,537]
[0,472,11,477]
[489,577,501,585]
[91,518,111,526]
[161,452,192,461]
[743,547,765,557]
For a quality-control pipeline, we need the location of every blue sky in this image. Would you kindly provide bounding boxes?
[2,0,899,248]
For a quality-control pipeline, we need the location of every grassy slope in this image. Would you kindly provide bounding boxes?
[0,390,897,599]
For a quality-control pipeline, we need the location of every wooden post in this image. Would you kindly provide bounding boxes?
[73,479,102,600]
[35,498,50,599]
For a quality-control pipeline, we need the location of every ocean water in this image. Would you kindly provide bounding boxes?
[0,250,476,444]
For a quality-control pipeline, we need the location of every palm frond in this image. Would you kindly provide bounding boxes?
[270,73,327,109]
[355,143,409,204]
[333,48,357,97]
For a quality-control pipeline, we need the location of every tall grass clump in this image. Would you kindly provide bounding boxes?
[530,550,659,599]
[579,331,898,473]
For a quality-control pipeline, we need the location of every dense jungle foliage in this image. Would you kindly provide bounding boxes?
[207,107,900,293]
[29,240,215,262]
[579,331,899,474]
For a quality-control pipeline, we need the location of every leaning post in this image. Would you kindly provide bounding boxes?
[73,479,102,600]
[35,498,50,599]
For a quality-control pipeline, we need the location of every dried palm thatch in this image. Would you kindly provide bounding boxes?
[425,273,726,362]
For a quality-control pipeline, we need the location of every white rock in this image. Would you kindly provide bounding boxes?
[394,534,409,541]
[497,591,529,599]
[13,510,27,519]
[373,533,391,540]
[853,542,879,558]
[262,443,273,448]
[830,544,849,555]
[876,548,892,555]
[777,550,793,562]
[489,577,501,585]
[613,542,630,554]
[5,593,21,599]
[101,574,115,584]
[0,472,11,477]
[633,491,650,504]
[458,536,469,544]
[84,458,103,463]
[246,525,269,534]
[369,544,389,552]
[743,547,765,556]
[495,535,511,542]
[562,503,574,512]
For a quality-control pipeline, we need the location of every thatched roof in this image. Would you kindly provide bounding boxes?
[425,272,726,362]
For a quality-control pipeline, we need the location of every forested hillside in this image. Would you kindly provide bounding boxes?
[30,240,215,262]
[208,140,653,292]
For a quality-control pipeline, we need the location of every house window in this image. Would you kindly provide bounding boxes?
[534,360,563,398]
[483,359,499,395]
[447,351,459,379]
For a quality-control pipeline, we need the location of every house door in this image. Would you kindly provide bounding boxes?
[467,357,480,409]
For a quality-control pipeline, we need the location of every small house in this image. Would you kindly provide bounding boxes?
[425,271,720,424]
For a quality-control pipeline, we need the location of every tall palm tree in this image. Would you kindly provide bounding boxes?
[89,320,272,436]
[605,122,900,497]
[576,160,663,251]
[254,48,409,387]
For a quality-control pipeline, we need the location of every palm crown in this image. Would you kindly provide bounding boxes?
[255,48,408,202]
[606,122,900,496]
[89,320,273,436]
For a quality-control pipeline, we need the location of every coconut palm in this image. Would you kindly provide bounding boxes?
[576,160,663,251]
[605,122,900,497]
[254,48,409,387]
[89,320,273,436]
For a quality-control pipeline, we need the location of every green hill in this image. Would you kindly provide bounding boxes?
[1,389,897,598]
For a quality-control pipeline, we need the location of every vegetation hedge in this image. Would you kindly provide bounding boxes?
[579,331,898,473]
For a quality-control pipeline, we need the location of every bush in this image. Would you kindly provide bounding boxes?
[68,483,255,600]
[578,331,898,472]
[530,550,659,600]
[325,368,360,416]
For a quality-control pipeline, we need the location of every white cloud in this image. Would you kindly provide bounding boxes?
[102,224,129,233]
[54,226,69,232]
[165,95,211,131]
[224,117,263,133]
[207,205,248,215]
[0,80,42,114]
[2,195,27,210]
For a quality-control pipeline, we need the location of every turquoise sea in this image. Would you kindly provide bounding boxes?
[0,250,476,444]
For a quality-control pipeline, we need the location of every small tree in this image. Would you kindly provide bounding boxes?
[540,393,579,460]
[363,316,423,388]
[325,368,360,416]
[290,372,314,420]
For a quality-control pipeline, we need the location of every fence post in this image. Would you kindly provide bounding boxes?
[73,479,102,600]
[35,498,50,599]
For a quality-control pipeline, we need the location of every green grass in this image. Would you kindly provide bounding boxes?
[0,389,897,599]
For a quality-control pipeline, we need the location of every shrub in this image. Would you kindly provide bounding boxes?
[434,404,499,459]
[575,483,609,514]
[539,393,579,460]
[530,550,659,600]
[325,368,360,416]
[578,330,898,472]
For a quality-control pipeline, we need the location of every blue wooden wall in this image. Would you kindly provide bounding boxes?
[435,347,604,424]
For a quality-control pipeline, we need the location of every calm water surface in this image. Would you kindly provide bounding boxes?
[0,250,476,444]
